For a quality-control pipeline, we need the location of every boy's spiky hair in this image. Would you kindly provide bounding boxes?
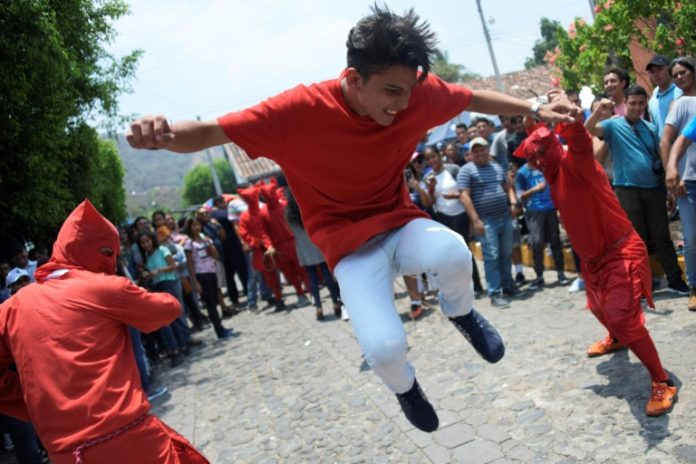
[346,4,437,81]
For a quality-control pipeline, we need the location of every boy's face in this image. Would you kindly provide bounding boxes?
[346,65,418,126]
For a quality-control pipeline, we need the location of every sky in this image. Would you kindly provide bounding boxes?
[110,0,595,129]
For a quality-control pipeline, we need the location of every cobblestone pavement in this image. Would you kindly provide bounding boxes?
[151,269,696,464]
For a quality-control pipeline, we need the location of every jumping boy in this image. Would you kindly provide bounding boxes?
[128,5,577,431]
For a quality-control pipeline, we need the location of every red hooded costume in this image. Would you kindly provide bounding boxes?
[0,200,208,464]
[514,122,653,345]
[258,180,309,294]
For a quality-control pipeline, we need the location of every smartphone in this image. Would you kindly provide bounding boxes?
[404,169,414,182]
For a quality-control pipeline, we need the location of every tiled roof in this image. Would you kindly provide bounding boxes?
[463,65,556,99]
[223,143,282,185]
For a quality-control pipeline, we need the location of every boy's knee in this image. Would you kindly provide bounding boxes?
[427,237,472,274]
[363,334,408,369]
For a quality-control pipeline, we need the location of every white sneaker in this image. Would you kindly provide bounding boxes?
[568,278,585,293]
[341,308,350,321]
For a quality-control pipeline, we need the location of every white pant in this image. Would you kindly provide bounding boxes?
[334,218,474,394]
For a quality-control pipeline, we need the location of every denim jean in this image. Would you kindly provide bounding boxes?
[306,262,340,307]
[0,414,42,464]
[477,215,514,296]
[245,251,273,305]
[153,279,190,349]
[678,181,696,287]
[129,326,150,392]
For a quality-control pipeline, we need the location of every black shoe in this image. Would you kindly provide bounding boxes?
[474,288,484,299]
[217,328,239,340]
[666,280,689,296]
[449,308,505,363]
[490,296,511,308]
[556,273,571,286]
[528,277,544,291]
[515,272,527,285]
[274,300,287,312]
[169,353,185,367]
[395,379,439,432]
[502,286,526,298]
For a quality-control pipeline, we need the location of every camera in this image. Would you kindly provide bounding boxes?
[652,159,664,175]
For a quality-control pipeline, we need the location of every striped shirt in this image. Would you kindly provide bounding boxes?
[456,161,509,219]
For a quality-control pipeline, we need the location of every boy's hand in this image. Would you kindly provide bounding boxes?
[127,115,175,149]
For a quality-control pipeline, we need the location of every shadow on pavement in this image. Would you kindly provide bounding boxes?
[585,349,681,451]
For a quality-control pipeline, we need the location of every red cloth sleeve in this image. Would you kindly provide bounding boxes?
[118,279,181,333]
[555,121,597,182]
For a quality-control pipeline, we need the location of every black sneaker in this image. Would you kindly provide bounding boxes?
[502,286,526,298]
[395,379,439,432]
[274,300,287,312]
[217,328,239,340]
[557,273,571,286]
[490,295,511,308]
[515,272,527,285]
[528,277,544,291]
[449,308,505,363]
[666,280,689,296]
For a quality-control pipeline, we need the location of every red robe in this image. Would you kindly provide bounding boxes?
[0,200,208,464]
[515,123,652,344]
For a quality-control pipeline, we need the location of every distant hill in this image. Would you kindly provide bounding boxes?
[112,134,227,218]
[113,134,227,194]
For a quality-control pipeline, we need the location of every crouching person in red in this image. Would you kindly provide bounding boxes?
[0,200,209,463]
[514,111,677,417]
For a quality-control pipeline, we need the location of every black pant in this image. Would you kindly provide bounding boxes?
[433,211,483,291]
[615,186,683,284]
[197,272,225,336]
[222,241,249,304]
[526,209,564,277]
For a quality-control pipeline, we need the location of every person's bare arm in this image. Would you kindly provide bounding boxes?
[666,134,693,197]
[467,90,578,123]
[660,124,679,168]
[459,189,484,236]
[593,138,610,165]
[126,116,229,152]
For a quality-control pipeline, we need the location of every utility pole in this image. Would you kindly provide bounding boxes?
[197,115,223,195]
[476,0,505,93]
[588,0,597,19]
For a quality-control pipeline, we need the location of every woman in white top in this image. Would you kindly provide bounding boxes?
[422,146,484,295]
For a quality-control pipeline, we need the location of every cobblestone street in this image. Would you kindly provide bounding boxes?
[148,268,696,464]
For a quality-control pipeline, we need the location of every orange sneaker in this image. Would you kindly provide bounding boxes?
[646,380,678,416]
[586,336,625,357]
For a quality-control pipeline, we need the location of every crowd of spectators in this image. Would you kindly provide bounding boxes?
[404,53,696,311]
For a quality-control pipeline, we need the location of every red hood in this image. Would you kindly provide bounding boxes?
[237,186,261,213]
[35,200,120,281]
[514,123,563,180]
[257,179,286,209]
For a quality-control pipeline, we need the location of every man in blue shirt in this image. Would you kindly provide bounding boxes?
[586,86,689,295]
[646,55,682,137]
[515,164,570,290]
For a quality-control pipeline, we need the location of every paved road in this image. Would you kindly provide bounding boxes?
[149,269,696,464]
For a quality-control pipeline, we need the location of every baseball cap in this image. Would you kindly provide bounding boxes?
[6,268,29,288]
[470,137,489,148]
[646,55,670,71]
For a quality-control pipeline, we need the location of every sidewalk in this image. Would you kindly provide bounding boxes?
[151,271,696,463]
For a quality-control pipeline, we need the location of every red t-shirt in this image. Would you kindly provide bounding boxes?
[218,73,472,268]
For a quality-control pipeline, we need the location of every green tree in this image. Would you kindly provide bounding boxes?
[182,159,238,206]
[431,49,481,83]
[0,0,139,253]
[525,18,563,69]
[555,0,696,92]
